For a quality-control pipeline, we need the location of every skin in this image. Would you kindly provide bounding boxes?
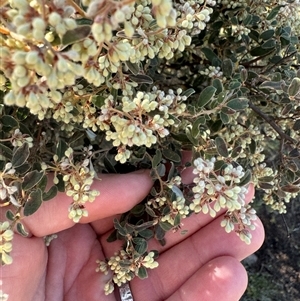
[1,169,264,301]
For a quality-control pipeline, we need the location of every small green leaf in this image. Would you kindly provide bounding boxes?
[201,47,221,65]
[156,163,166,177]
[16,222,29,236]
[129,74,153,84]
[6,210,15,221]
[293,119,300,131]
[192,116,206,137]
[56,140,68,161]
[92,95,105,108]
[221,106,236,115]
[228,80,241,90]
[154,224,166,242]
[15,162,31,175]
[145,205,157,217]
[126,61,140,75]
[288,77,300,97]
[261,39,276,49]
[260,81,283,90]
[220,112,230,124]
[22,170,45,191]
[212,78,223,94]
[238,170,252,186]
[38,175,47,192]
[0,115,19,128]
[174,214,181,226]
[139,229,154,239]
[0,143,13,159]
[258,176,274,183]
[259,182,274,190]
[250,46,273,56]
[162,149,181,163]
[181,88,196,98]
[222,59,234,78]
[171,185,183,199]
[231,146,242,158]
[24,188,43,216]
[227,98,248,110]
[215,137,228,157]
[56,174,65,192]
[267,5,285,20]
[43,185,58,201]
[133,237,148,254]
[113,218,127,236]
[131,204,145,216]
[260,29,275,40]
[197,86,217,108]
[249,139,256,154]
[240,68,248,82]
[61,25,91,45]
[159,221,173,231]
[12,143,30,168]
[281,184,300,193]
[152,149,162,167]
[137,266,148,279]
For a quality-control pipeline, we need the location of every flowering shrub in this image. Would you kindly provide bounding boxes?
[0,0,300,295]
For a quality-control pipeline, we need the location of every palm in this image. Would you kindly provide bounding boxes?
[2,171,264,301]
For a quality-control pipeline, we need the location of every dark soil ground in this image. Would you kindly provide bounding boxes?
[241,197,300,301]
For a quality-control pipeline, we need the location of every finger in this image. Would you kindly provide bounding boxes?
[100,184,255,255]
[21,170,152,237]
[164,256,248,301]
[148,183,256,253]
[45,224,115,301]
[130,216,264,300]
[1,235,47,301]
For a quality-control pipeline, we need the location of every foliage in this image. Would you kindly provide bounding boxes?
[0,0,300,295]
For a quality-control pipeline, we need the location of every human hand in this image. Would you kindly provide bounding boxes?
[1,169,264,301]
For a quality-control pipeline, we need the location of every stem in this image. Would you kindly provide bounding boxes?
[248,101,296,144]
[66,0,87,18]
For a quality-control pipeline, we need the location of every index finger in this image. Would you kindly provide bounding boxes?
[17,170,152,237]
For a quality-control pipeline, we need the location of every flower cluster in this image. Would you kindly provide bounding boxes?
[0,163,18,207]
[0,221,14,265]
[97,88,187,163]
[96,250,158,295]
[190,157,257,243]
[175,0,215,35]
[52,148,100,223]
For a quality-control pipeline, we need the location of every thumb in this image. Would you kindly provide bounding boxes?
[21,170,152,237]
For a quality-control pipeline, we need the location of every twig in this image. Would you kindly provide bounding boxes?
[248,101,296,144]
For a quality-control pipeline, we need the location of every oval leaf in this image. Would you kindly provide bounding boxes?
[12,143,30,168]
[129,74,153,84]
[238,170,252,186]
[288,77,300,97]
[227,98,248,110]
[42,185,58,201]
[281,184,300,193]
[162,149,181,163]
[197,86,217,108]
[61,25,91,46]
[16,222,29,236]
[222,59,233,78]
[137,266,148,279]
[22,170,44,191]
[152,149,162,167]
[24,188,43,216]
[133,237,148,254]
[215,137,229,157]
[1,115,19,128]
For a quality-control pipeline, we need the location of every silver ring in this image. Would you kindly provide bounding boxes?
[119,283,134,301]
